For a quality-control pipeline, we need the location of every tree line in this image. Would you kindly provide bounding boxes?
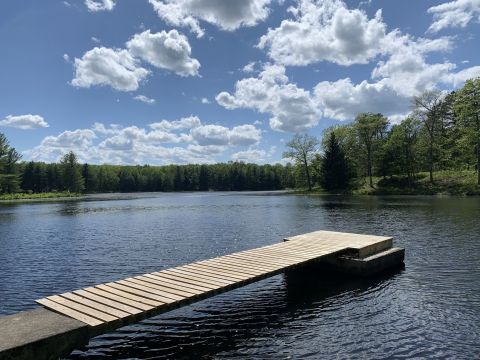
[284,77,480,191]
[0,148,296,194]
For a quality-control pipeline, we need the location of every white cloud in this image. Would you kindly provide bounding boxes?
[370,37,455,97]
[443,65,480,87]
[148,0,273,37]
[314,78,410,121]
[126,29,200,76]
[258,0,392,66]
[134,94,156,104]
[72,47,149,91]
[190,125,230,146]
[427,0,480,33]
[25,117,262,164]
[201,97,210,104]
[0,114,49,130]
[150,116,202,131]
[231,149,267,163]
[229,124,262,146]
[91,36,101,43]
[216,64,320,132]
[85,0,115,12]
[242,61,256,73]
[63,53,70,62]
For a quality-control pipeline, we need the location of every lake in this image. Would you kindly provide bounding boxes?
[0,192,479,359]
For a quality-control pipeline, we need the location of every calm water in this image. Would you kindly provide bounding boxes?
[1,192,479,359]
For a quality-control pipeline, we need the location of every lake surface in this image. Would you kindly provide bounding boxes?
[1,192,479,359]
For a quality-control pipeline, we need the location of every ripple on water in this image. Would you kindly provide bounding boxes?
[0,193,479,359]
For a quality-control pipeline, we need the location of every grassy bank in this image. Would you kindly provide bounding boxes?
[290,170,480,196]
[355,171,479,196]
[0,192,83,201]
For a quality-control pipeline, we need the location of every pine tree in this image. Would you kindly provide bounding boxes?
[0,133,21,194]
[320,132,354,191]
[60,151,85,193]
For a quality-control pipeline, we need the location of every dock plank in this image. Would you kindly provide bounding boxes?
[46,295,117,323]
[36,298,103,326]
[84,287,154,311]
[36,230,397,328]
[60,293,131,319]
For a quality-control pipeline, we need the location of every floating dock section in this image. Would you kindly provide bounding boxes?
[0,230,404,360]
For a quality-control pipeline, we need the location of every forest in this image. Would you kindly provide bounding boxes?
[1,150,294,194]
[284,78,480,194]
[0,78,478,197]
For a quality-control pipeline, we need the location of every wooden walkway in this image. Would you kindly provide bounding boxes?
[36,231,392,327]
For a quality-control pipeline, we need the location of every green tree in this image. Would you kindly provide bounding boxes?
[413,90,446,183]
[454,78,480,185]
[60,151,85,193]
[323,125,360,176]
[355,113,388,187]
[320,132,354,191]
[383,117,421,186]
[0,133,22,193]
[82,163,98,192]
[283,133,319,191]
[199,164,209,190]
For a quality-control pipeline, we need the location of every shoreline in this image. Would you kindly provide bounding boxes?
[1,188,479,204]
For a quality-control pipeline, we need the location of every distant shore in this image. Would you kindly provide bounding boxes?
[0,192,83,203]
[1,170,478,204]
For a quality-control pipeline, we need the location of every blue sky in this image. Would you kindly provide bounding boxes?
[0,0,479,165]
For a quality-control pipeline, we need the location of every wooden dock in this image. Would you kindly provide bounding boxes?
[35,231,395,328]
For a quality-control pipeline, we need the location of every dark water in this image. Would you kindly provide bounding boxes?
[1,192,479,359]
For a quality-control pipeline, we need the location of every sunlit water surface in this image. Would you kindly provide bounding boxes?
[0,192,479,359]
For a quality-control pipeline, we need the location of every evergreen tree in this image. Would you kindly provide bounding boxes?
[82,163,98,192]
[320,132,354,191]
[60,151,85,193]
[199,165,209,191]
[0,133,21,194]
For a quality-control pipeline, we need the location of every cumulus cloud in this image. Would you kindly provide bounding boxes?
[25,117,262,164]
[0,114,49,130]
[314,79,410,121]
[72,47,149,91]
[258,0,392,66]
[427,0,480,33]
[231,145,276,163]
[85,0,115,12]
[191,124,230,146]
[231,149,267,163]
[216,0,475,124]
[216,64,320,132]
[72,29,199,91]
[148,0,273,37]
[150,116,202,131]
[126,29,200,76]
[442,65,480,87]
[190,124,261,146]
[134,94,156,104]
[229,124,262,146]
